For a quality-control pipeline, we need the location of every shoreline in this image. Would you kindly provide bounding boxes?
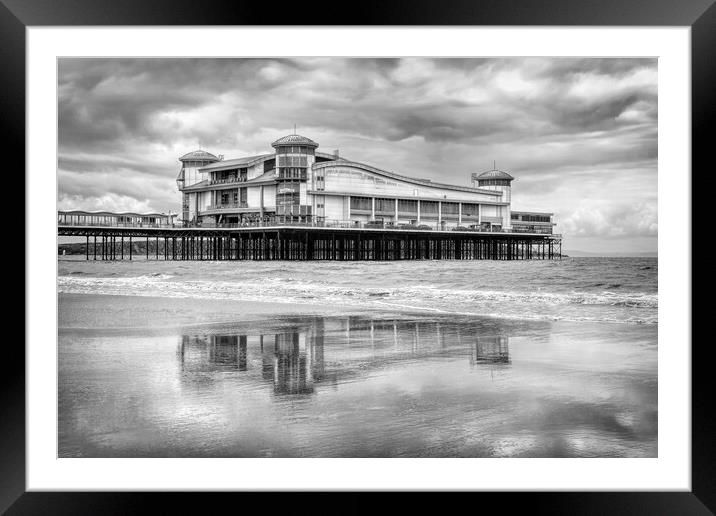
[59,292,362,330]
[58,293,657,340]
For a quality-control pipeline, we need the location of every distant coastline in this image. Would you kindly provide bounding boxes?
[563,249,658,258]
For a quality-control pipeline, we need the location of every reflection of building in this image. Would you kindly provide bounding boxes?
[471,336,511,366]
[273,332,314,395]
[208,335,247,370]
[180,320,328,396]
[270,318,328,394]
[179,334,247,372]
[176,133,555,232]
[178,317,513,396]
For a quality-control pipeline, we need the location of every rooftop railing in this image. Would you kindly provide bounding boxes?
[58,220,175,228]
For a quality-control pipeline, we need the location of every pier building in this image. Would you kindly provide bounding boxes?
[58,132,562,260]
[176,133,555,234]
[58,210,176,227]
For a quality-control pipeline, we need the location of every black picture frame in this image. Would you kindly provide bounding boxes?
[7,0,710,513]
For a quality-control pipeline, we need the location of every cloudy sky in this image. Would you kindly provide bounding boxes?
[58,57,657,253]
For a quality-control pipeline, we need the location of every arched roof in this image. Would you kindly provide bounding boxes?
[179,149,219,162]
[313,160,501,196]
[271,134,319,149]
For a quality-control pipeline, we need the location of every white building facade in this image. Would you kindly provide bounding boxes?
[176,134,555,233]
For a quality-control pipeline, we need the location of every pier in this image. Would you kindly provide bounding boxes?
[59,219,562,261]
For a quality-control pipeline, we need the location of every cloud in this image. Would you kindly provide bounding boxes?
[561,202,658,238]
[58,193,157,214]
[58,57,658,253]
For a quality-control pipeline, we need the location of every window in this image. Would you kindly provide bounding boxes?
[515,214,551,223]
[315,195,325,214]
[479,179,511,186]
[278,167,307,180]
[280,156,292,167]
[375,198,395,213]
[421,201,438,214]
[350,196,372,211]
[441,202,459,215]
[462,203,479,217]
[398,199,417,213]
[276,181,301,207]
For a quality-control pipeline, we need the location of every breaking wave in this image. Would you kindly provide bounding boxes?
[57,275,657,324]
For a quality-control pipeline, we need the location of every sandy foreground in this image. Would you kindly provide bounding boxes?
[59,292,368,330]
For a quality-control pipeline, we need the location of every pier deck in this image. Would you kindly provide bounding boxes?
[58,224,562,260]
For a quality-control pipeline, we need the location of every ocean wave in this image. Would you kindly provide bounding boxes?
[57,275,657,324]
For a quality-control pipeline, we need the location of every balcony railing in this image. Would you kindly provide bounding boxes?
[58,216,560,237]
[509,226,554,235]
[204,203,249,211]
[209,177,247,185]
[277,171,307,180]
[186,219,560,236]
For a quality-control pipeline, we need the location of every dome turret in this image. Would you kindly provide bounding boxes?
[475,169,514,181]
[472,168,514,188]
[271,134,319,149]
[179,149,219,162]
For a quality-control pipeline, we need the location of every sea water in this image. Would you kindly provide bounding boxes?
[58,257,657,324]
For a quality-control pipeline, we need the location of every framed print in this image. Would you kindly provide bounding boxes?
[8,0,712,512]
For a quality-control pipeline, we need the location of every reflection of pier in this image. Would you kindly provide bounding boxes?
[272,332,314,394]
[179,319,328,395]
[178,316,512,396]
[179,334,247,371]
[470,336,511,366]
[210,335,247,370]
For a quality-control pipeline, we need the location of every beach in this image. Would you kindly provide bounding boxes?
[58,256,657,458]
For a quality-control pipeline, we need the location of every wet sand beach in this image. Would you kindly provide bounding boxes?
[58,290,657,458]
